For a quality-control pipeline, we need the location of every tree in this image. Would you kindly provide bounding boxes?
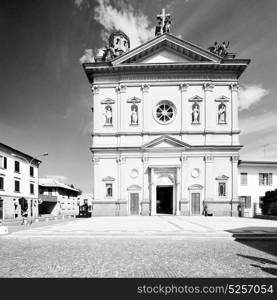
[260,189,277,215]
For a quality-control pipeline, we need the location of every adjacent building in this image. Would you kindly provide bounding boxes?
[0,142,41,220]
[238,160,277,217]
[39,178,80,216]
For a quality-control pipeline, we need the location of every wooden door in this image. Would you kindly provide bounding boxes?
[0,199,3,219]
[130,193,139,215]
[191,193,200,215]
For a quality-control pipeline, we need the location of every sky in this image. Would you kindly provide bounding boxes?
[0,0,277,192]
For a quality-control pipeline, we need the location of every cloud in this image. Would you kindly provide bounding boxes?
[239,84,269,111]
[93,0,154,49]
[74,0,84,9]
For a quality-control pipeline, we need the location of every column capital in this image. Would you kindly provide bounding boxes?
[141,83,150,93]
[203,82,215,92]
[115,84,126,93]
[141,156,149,163]
[179,83,189,92]
[204,155,214,162]
[231,155,239,163]
[230,83,240,92]
[92,158,100,165]
[180,155,188,162]
[91,85,100,95]
[116,156,126,164]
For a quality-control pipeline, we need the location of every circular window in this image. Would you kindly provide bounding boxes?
[130,169,139,179]
[154,101,176,124]
[191,168,200,178]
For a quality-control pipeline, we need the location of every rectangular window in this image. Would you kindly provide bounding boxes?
[30,183,34,194]
[0,177,4,190]
[106,183,113,197]
[259,173,273,185]
[14,161,20,173]
[218,182,226,197]
[240,196,251,209]
[30,166,34,177]
[15,180,20,193]
[240,173,248,185]
[0,156,7,169]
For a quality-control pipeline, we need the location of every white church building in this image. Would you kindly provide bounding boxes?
[81,11,274,217]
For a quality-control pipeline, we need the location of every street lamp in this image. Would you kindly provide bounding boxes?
[11,152,48,223]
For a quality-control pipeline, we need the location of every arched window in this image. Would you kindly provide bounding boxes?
[192,102,200,124]
[104,105,112,125]
[218,103,226,124]
[130,104,138,125]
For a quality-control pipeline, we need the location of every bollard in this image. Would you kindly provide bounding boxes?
[45,217,49,222]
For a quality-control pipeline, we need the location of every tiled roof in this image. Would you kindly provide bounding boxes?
[39,178,79,192]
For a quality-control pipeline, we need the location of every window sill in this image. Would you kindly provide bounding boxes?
[14,171,21,174]
[191,122,201,125]
[14,191,20,193]
[129,124,139,126]
[104,124,113,127]
[217,122,227,125]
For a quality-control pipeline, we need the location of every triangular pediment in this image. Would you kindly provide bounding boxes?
[142,135,190,149]
[112,33,222,65]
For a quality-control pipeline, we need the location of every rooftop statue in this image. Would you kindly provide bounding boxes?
[208,41,230,57]
[155,8,171,36]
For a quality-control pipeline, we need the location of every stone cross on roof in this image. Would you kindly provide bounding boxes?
[155,8,171,36]
[157,8,170,29]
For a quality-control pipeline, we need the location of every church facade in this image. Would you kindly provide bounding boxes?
[82,18,250,216]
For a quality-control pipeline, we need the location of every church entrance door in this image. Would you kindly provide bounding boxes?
[130,193,139,215]
[191,193,200,215]
[156,186,173,214]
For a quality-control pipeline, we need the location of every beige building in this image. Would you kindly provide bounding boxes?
[81,13,251,216]
[39,178,80,216]
[0,142,41,220]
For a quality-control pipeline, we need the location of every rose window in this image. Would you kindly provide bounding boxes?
[154,101,176,124]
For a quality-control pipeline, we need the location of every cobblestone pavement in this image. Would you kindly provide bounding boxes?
[0,216,277,277]
[0,237,276,277]
[3,216,277,238]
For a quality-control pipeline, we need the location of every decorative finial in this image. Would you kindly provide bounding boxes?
[155,8,171,36]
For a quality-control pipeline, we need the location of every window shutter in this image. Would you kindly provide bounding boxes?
[4,157,7,169]
[259,173,263,185]
[269,173,273,185]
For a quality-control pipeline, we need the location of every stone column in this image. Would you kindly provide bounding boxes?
[115,84,126,146]
[180,155,189,215]
[141,84,150,143]
[204,155,214,204]
[231,155,239,216]
[91,85,100,132]
[179,83,189,133]
[150,167,156,215]
[230,83,239,132]
[142,156,150,215]
[203,82,215,143]
[176,167,181,215]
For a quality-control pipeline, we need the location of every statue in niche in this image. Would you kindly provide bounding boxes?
[192,102,200,124]
[130,104,138,125]
[218,103,226,123]
[104,105,112,125]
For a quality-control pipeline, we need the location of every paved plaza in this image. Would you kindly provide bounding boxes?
[0,216,277,277]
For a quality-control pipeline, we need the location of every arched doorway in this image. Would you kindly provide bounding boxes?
[156,174,174,214]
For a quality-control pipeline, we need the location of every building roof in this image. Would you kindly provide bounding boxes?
[239,160,277,167]
[0,142,42,165]
[39,178,80,192]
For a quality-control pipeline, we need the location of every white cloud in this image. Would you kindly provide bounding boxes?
[74,0,83,8]
[94,0,154,49]
[239,84,269,111]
